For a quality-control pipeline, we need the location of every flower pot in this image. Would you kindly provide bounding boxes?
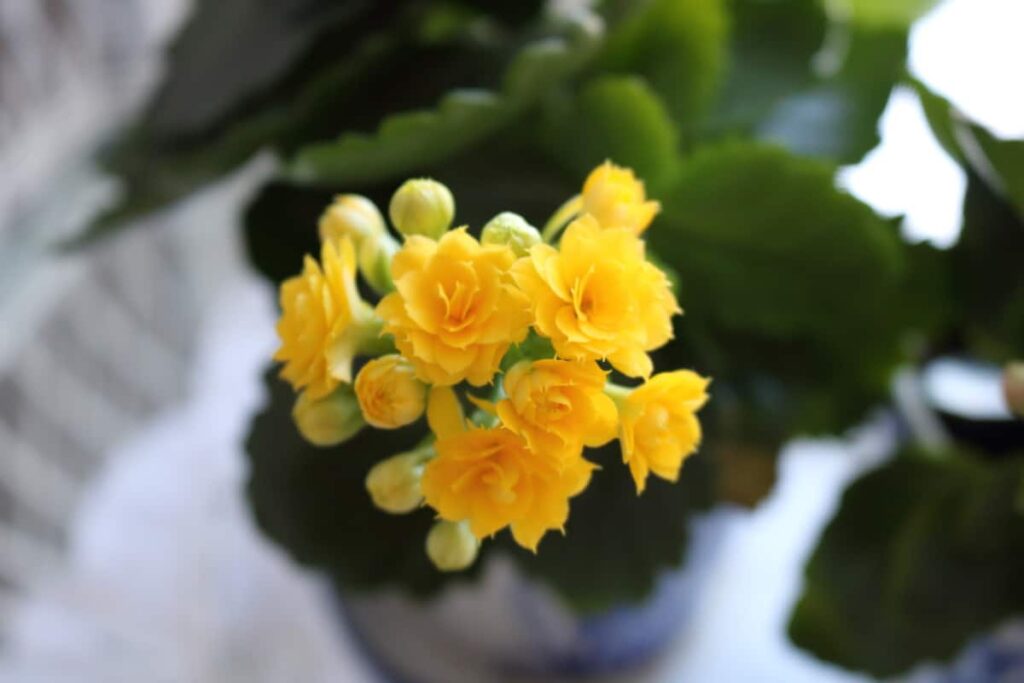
[335,511,733,683]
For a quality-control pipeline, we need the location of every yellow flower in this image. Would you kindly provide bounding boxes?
[377,229,531,386]
[582,161,660,235]
[354,355,428,429]
[488,359,617,467]
[616,371,709,494]
[421,387,594,551]
[274,238,376,399]
[366,450,428,514]
[512,215,679,378]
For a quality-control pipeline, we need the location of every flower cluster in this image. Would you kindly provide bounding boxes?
[273,164,709,571]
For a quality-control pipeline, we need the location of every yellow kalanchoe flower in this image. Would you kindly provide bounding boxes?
[512,215,679,378]
[615,370,709,494]
[377,229,531,386]
[354,354,427,429]
[274,238,376,399]
[582,161,660,235]
[421,387,594,551]
[484,359,617,468]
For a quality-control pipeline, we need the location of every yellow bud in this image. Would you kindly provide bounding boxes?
[366,451,427,514]
[319,194,386,244]
[357,232,399,294]
[481,212,541,257]
[292,385,365,447]
[425,520,479,572]
[389,178,455,239]
[355,354,428,429]
[1004,362,1024,418]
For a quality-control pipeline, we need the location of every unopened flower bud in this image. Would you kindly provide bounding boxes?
[358,232,399,294]
[366,451,427,514]
[355,355,427,429]
[481,212,541,257]
[389,178,455,239]
[292,385,366,447]
[319,194,386,245]
[426,520,479,572]
[1004,362,1024,418]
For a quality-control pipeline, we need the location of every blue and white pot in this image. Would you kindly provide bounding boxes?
[336,510,735,683]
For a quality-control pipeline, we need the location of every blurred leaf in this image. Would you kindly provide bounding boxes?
[710,0,827,135]
[542,76,682,192]
[246,369,487,596]
[504,443,715,614]
[653,141,901,346]
[77,1,539,244]
[842,0,941,28]
[142,0,361,138]
[286,16,602,186]
[758,27,907,163]
[789,448,1024,676]
[599,0,730,128]
[649,142,907,434]
[952,174,1024,360]
[911,80,1024,217]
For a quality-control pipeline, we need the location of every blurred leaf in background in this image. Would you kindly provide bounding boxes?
[789,448,1024,676]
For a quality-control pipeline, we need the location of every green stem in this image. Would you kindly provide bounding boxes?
[540,195,583,243]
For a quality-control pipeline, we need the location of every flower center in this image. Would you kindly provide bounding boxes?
[438,279,478,330]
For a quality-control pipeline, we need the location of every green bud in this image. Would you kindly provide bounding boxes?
[366,451,427,514]
[319,194,386,244]
[389,178,455,239]
[481,212,541,257]
[358,232,399,294]
[1004,362,1024,418]
[425,520,479,572]
[292,385,365,447]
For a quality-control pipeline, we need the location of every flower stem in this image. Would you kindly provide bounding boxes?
[540,195,583,243]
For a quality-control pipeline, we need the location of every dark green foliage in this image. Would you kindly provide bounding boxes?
[789,449,1024,676]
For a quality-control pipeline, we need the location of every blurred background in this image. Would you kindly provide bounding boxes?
[0,0,1021,681]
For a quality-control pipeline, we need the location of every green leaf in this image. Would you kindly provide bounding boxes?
[911,80,1024,217]
[952,173,1024,360]
[76,2,539,244]
[709,0,827,135]
[504,443,715,614]
[648,142,908,434]
[245,369,487,596]
[789,448,1024,676]
[757,27,908,163]
[653,141,901,345]
[598,0,730,128]
[542,76,682,192]
[286,15,602,186]
[842,0,941,28]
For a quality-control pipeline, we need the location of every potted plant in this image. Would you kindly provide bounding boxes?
[79,0,996,679]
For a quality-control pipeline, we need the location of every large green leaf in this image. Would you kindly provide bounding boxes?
[246,369,488,596]
[789,448,1024,676]
[285,14,602,186]
[542,75,682,192]
[653,141,901,347]
[648,142,909,434]
[598,0,730,128]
